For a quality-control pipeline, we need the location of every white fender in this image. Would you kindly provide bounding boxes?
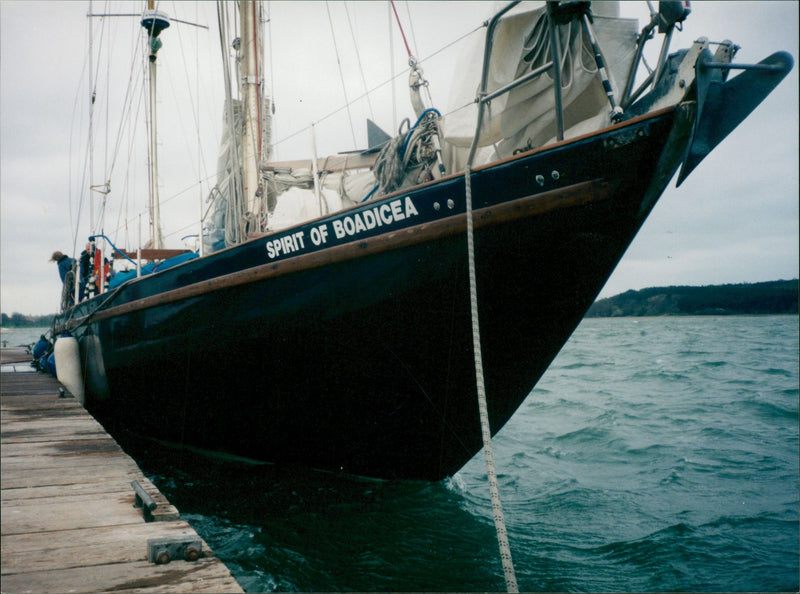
[54,336,85,405]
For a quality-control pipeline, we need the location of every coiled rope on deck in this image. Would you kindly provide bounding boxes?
[464,165,518,593]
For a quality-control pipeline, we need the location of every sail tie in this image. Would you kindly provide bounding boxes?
[464,165,519,593]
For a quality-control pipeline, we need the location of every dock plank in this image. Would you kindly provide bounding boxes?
[1,370,243,593]
[2,519,198,553]
[2,492,144,535]
[1,460,144,489]
[2,522,204,573]
[0,372,60,394]
[1,347,33,364]
[0,436,125,458]
[1,450,140,471]
[2,481,132,502]
[0,558,242,594]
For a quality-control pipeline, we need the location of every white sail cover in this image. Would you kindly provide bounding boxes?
[442,1,639,169]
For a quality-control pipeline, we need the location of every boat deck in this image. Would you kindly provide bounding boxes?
[0,358,244,593]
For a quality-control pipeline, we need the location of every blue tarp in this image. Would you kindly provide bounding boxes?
[153,251,198,271]
[108,252,198,289]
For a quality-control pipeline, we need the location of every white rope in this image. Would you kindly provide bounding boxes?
[464,165,518,593]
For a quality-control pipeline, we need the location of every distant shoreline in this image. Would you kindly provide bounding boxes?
[586,280,798,318]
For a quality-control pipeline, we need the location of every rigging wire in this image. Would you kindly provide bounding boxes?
[105,12,147,248]
[389,0,413,59]
[114,76,146,250]
[102,6,110,197]
[344,1,375,121]
[73,122,93,258]
[88,4,96,238]
[269,20,481,154]
[102,172,217,243]
[388,3,396,133]
[266,1,277,159]
[90,2,116,238]
[72,7,114,255]
[402,1,420,58]
[68,18,93,257]
[389,0,435,110]
[402,1,435,108]
[252,0,263,164]
[96,8,110,244]
[163,40,205,192]
[325,1,358,149]
[196,1,203,252]
[168,0,209,185]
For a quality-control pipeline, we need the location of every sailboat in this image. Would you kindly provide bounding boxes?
[53,1,792,480]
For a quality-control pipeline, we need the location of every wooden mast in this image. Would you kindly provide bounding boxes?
[240,0,262,232]
[141,1,170,249]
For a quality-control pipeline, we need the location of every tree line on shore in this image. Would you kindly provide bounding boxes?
[586,279,798,317]
[1,312,54,328]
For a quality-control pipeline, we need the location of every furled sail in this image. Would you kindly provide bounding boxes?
[442,1,638,169]
[204,99,244,253]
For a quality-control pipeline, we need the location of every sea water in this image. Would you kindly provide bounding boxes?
[0,326,50,348]
[57,317,800,591]
[0,326,49,372]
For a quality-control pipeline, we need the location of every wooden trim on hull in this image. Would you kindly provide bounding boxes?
[84,179,616,324]
[112,249,193,260]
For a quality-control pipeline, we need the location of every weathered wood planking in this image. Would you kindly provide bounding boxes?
[1,347,33,364]
[2,522,204,574]
[0,557,241,594]
[1,371,244,593]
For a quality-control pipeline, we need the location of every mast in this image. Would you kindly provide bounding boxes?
[240,0,262,232]
[141,2,170,249]
[205,0,269,248]
[88,0,95,239]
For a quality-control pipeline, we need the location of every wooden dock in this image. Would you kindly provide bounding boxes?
[0,346,34,366]
[1,361,244,593]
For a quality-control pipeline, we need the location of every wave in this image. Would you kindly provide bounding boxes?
[589,517,798,591]
[737,397,799,421]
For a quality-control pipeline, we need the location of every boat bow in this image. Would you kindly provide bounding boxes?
[678,48,793,185]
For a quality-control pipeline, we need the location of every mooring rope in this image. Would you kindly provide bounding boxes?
[464,165,518,592]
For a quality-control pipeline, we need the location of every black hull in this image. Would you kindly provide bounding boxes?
[57,106,693,480]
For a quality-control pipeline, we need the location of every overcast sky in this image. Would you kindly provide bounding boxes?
[1,1,797,316]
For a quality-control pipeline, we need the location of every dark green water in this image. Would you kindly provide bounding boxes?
[118,315,799,592]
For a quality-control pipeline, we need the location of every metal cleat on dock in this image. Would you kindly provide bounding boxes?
[147,536,203,564]
[131,480,157,521]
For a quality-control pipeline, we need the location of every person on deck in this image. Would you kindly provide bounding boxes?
[79,244,92,300]
[51,251,76,309]
[51,251,74,284]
